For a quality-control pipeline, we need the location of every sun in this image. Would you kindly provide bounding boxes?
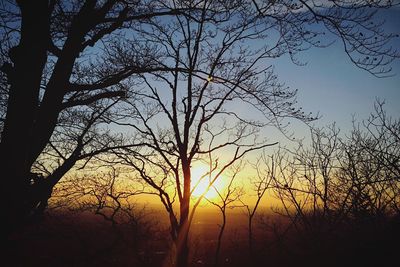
[190,164,226,200]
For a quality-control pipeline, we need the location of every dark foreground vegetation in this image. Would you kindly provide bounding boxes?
[5,209,399,267]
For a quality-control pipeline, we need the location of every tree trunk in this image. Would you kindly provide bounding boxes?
[248,214,254,254]
[176,227,190,267]
[214,210,226,267]
[1,0,91,233]
[0,0,50,233]
[175,164,191,267]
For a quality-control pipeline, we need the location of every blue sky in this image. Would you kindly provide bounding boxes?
[273,8,400,133]
[108,4,400,150]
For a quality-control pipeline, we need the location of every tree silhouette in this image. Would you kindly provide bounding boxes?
[30,98,128,217]
[0,1,398,265]
[206,163,244,267]
[0,0,188,232]
[27,168,155,266]
[254,101,400,266]
[239,152,274,257]
[108,0,323,264]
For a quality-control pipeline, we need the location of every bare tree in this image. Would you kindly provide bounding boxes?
[30,98,130,218]
[365,101,400,214]
[49,167,156,265]
[0,0,190,230]
[51,167,145,225]
[206,163,244,267]
[106,1,399,266]
[269,100,400,232]
[239,153,275,256]
[268,127,344,239]
[336,101,400,221]
[249,101,399,266]
[110,2,316,265]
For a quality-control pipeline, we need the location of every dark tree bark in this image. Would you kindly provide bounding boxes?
[1,0,51,230]
[0,0,179,233]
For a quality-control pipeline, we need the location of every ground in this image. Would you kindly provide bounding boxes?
[5,207,400,267]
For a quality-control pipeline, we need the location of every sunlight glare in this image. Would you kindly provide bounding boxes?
[191,164,226,200]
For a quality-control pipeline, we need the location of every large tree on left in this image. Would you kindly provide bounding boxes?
[0,0,177,232]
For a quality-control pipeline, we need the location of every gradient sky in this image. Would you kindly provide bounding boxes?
[272,8,400,136]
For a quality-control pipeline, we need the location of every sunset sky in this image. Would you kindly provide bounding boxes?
[105,6,400,208]
[190,8,400,207]
[4,3,399,267]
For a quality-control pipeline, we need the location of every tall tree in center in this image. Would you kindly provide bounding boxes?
[113,1,398,266]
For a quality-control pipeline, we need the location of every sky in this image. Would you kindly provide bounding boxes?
[273,8,400,135]
[119,6,400,203]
